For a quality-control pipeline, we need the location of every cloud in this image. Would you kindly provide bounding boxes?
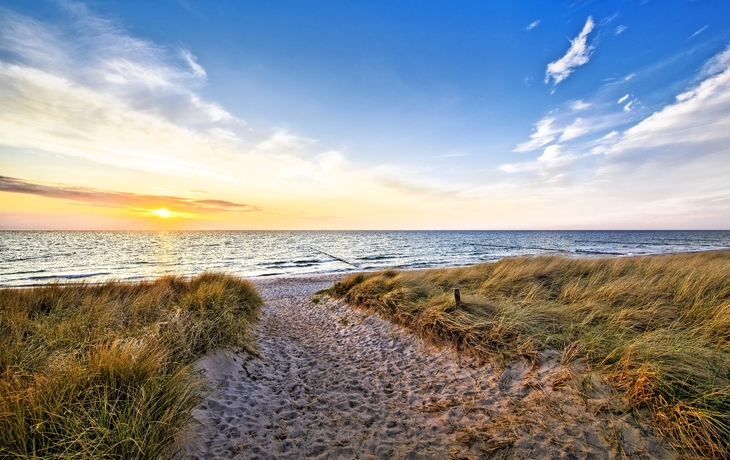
[537,144,575,167]
[596,131,619,144]
[691,25,708,38]
[256,129,316,155]
[0,4,374,203]
[0,3,487,229]
[500,144,581,176]
[526,20,541,31]
[623,101,633,111]
[545,17,596,85]
[514,109,627,153]
[315,150,346,172]
[559,118,591,141]
[0,175,261,213]
[614,25,627,35]
[618,94,629,104]
[0,4,234,129]
[599,13,619,27]
[513,117,561,151]
[497,163,526,173]
[607,45,730,157]
[499,43,730,228]
[700,43,730,77]
[2,3,728,230]
[181,49,206,78]
[570,100,591,110]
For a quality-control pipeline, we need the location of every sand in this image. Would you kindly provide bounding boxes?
[181,274,677,459]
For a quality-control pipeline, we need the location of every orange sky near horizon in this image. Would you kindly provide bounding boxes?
[2,2,729,230]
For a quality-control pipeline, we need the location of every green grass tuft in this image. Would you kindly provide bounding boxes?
[0,273,262,459]
[326,251,730,458]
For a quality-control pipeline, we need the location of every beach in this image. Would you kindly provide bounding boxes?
[182,273,675,459]
[3,251,727,458]
[3,0,730,456]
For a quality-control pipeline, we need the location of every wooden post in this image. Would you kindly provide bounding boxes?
[453,288,461,306]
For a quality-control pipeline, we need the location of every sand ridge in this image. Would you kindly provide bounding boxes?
[181,275,676,459]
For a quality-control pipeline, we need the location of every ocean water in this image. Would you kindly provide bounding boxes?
[1,230,729,287]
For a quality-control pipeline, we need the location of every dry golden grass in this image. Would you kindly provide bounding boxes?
[327,251,730,458]
[0,273,262,459]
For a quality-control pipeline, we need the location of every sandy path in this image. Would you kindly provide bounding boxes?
[182,275,676,459]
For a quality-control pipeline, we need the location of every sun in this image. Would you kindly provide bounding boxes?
[151,208,173,218]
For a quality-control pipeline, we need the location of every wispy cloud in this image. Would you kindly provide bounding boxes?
[559,118,592,141]
[602,72,635,87]
[181,49,206,78]
[614,25,627,35]
[700,44,730,77]
[570,100,591,110]
[691,25,708,38]
[545,17,596,85]
[1,3,491,229]
[0,4,383,206]
[499,144,583,179]
[535,145,579,169]
[0,176,261,214]
[526,20,541,31]
[515,108,625,153]
[607,44,730,156]
[499,43,730,228]
[513,117,561,151]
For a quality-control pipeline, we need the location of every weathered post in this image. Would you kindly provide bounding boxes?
[453,288,461,306]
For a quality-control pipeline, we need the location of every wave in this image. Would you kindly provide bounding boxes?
[24,272,111,281]
[2,269,46,276]
[260,259,330,268]
[3,252,77,263]
[464,243,569,252]
[572,249,627,256]
[572,239,716,247]
[357,255,397,261]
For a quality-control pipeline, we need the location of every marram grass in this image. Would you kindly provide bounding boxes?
[0,273,262,459]
[326,251,730,458]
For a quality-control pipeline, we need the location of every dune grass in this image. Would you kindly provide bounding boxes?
[0,273,262,459]
[326,251,730,458]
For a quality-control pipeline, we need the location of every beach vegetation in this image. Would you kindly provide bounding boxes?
[0,273,262,459]
[326,251,730,458]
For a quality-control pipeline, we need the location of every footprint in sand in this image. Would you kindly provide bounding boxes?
[181,274,677,460]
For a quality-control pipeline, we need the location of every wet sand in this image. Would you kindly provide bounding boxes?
[182,274,676,459]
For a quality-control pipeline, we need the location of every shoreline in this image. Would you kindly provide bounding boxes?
[5,251,727,456]
[2,247,729,289]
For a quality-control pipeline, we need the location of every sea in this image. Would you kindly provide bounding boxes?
[1,230,729,287]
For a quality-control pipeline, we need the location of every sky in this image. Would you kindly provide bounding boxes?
[1,0,729,230]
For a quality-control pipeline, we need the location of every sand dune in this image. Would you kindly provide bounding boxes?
[182,274,676,459]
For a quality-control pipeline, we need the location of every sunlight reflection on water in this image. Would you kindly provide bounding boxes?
[1,230,729,286]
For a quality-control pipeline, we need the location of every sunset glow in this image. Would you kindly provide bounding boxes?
[150,208,173,219]
[0,1,729,230]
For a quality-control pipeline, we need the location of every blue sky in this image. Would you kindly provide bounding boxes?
[1,0,730,229]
